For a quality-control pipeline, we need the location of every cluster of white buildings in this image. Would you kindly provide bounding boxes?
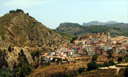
[41,33,128,63]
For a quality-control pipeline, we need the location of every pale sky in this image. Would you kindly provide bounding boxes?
[0,0,128,29]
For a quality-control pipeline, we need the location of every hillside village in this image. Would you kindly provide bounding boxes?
[41,32,128,64]
[36,32,128,76]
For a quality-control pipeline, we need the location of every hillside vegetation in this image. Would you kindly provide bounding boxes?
[0,9,70,49]
[56,22,128,36]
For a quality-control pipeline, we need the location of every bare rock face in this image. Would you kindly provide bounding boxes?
[5,47,21,69]
[21,48,33,64]
[6,53,15,69]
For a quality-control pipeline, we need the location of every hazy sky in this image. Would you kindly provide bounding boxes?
[0,0,128,29]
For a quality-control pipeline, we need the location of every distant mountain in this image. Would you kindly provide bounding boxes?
[0,9,70,49]
[56,22,84,35]
[56,22,128,36]
[105,21,118,24]
[83,21,121,26]
[83,21,104,26]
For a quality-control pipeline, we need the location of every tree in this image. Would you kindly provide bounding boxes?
[118,57,123,63]
[0,67,14,77]
[92,54,98,61]
[16,9,24,13]
[124,57,128,62]
[9,10,16,13]
[17,49,32,77]
[57,58,62,64]
[0,49,8,68]
[78,67,85,74]
[87,61,98,71]
[8,45,12,52]
[9,9,24,13]
[63,59,68,61]
[124,66,128,77]
[107,49,113,59]
[31,50,40,61]
[26,13,29,15]
[102,60,115,67]
[103,62,109,67]
[108,59,115,65]
[70,36,77,43]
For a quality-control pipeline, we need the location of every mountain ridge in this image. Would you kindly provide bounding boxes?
[83,21,127,26]
[56,22,128,36]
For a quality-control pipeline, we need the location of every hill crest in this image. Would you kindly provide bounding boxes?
[0,9,69,49]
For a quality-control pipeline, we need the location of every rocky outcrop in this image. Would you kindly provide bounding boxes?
[5,47,33,69]
[21,48,33,64]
